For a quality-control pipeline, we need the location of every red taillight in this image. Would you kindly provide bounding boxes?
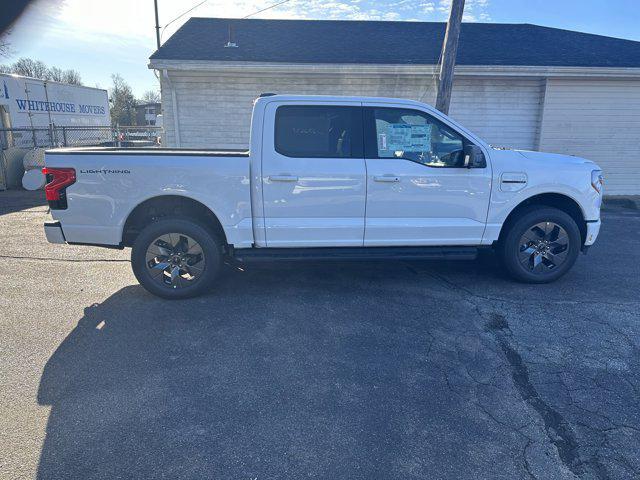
[42,167,76,201]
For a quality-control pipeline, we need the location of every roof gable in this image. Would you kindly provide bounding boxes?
[150,18,640,68]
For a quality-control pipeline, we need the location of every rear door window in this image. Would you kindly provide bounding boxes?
[275,105,363,158]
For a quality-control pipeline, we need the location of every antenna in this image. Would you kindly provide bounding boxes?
[224,23,238,48]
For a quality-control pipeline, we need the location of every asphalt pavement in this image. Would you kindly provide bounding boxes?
[1,190,639,480]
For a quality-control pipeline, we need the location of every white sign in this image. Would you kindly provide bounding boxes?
[379,123,431,154]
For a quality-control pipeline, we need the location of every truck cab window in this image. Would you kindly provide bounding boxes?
[369,107,466,167]
[275,105,362,158]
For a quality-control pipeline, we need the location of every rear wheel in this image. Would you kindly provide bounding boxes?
[499,207,581,283]
[131,218,222,299]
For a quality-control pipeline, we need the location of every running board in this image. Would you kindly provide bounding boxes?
[232,246,479,263]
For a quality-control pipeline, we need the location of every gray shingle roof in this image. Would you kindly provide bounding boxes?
[150,18,640,68]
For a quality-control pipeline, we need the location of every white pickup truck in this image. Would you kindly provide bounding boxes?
[43,94,603,298]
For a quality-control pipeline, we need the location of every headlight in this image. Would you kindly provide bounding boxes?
[591,170,604,194]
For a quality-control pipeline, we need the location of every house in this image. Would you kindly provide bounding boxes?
[149,18,640,195]
[135,102,161,126]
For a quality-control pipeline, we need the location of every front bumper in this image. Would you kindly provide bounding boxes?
[44,221,66,244]
[584,219,601,246]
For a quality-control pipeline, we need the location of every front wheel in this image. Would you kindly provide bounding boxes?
[131,218,222,299]
[498,207,581,283]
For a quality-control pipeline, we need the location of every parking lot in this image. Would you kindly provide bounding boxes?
[1,190,639,480]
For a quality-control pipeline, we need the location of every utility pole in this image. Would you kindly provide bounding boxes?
[435,0,465,115]
[154,0,161,50]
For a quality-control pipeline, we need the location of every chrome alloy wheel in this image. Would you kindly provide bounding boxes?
[518,221,570,273]
[145,233,205,289]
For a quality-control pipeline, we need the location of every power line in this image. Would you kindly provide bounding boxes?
[159,0,294,44]
[418,47,443,103]
[242,0,293,19]
[160,0,210,42]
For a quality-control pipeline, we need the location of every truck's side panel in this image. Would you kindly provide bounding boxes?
[45,152,253,247]
[362,101,492,246]
[260,100,367,247]
[481,149,602,245]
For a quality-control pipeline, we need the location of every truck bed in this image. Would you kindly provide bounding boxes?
[46,147,250,157]
[44,147,253,248]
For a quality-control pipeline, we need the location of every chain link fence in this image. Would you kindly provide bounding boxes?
[0,126,163,189]
[0,126,163,150]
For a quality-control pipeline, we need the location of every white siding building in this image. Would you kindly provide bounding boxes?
[150,19,640,195]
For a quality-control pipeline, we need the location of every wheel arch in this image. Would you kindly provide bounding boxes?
[121,194,228,247]
[497,192,587,245]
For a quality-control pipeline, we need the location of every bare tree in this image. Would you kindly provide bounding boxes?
[0,26,12,57]
[0,57,83,85]
[0,37,10,57]
[141,89,160,103]
[110,74,137,126]
[61,69,82,85]
[11,57,50,79]
[48,66,64,82]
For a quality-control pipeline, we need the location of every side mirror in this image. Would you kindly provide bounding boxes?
[463,144,486,168]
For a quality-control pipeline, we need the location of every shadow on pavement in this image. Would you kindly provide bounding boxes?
[36,256,513,479]
[0,190,47,216]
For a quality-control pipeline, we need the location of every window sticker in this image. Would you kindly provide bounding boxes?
[378,133,387,151]
[379,123,431,154]
[407,125,431,152]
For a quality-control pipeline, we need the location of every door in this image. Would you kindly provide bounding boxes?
[449,77,543,151]
[363,104,492,246]
[261,102,366,247]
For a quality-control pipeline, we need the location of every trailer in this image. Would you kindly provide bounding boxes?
[0,73,110,148]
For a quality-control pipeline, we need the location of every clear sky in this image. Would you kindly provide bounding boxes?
[3,0,640,98]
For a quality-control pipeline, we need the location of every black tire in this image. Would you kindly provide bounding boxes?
[498,207,581,283]
[131,217,222,299]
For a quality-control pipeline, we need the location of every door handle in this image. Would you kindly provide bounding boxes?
[373,175,400,183]
[269,175,299,182]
